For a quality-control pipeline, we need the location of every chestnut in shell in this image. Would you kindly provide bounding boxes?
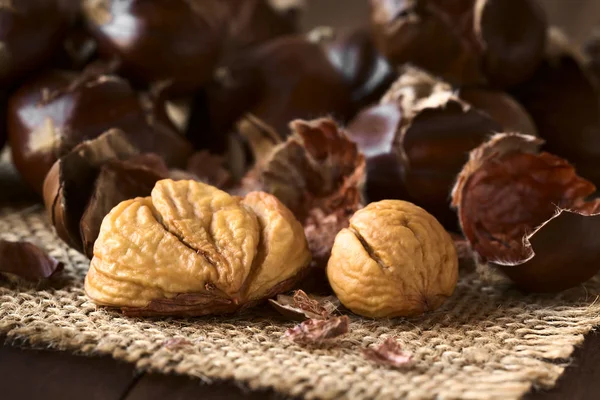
[452,133,600,292]
[0,0,73,89]
[8,69,193,194]
[369,0,546,88]
[347,67,502,228]
[83,0,301,93]
[185,35,353,151]
[512,28,600,187]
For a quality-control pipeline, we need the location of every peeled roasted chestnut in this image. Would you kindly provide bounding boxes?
[347,67,501,228]
[512,28,600,187]
[452,133,600,292]
[0,0,73,89]
[325,27,396,112]
[185,35,353,150]
[8,68,193,194]
[369,0,546,88]
[82,0,300,93]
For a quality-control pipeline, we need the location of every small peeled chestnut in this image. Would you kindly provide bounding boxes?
[0,0,72,89]
[369,0,546,87]
[8,68,192,194]
[452,133,600,292]
[85,179,311,316]
[327,200,458,318]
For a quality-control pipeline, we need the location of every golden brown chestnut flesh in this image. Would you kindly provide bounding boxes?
[8,68,192,194]
[452,133,600,292]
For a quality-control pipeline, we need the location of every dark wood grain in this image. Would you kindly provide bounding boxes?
[1,333,599,400]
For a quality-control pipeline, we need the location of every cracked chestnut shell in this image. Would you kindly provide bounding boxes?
[512,28,600,187]
[0,0,72,89]
[369,0,546,87]
[347,68,501,228]
[327,200,458,318]
[8,69,192,194]
[452,133,600,292]
[85,179,311,316]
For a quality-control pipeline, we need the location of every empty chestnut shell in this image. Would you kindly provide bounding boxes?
[325,27,396,112]
[512,28,600,187]
[0,0,72,89]
[369,0,546,88]
[8,69,192,194]
[452,133,600,292]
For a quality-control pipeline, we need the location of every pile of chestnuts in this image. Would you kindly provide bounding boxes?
[2,0,600,296]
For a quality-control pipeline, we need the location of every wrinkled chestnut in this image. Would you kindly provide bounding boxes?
[185,35,353,151]
[369,0,546,87]
[452,133,600,292]
[347,67,501,228]
[8,68,193,194]
[512,28,600,187]
[83,0,300,93]
[0,0,73,89]
[325,27,396,112]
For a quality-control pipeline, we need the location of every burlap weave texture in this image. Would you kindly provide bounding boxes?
[1,160,600,400]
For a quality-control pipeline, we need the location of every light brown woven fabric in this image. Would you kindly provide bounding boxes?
[1,159,600,400]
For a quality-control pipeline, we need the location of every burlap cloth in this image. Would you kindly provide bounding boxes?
[1,157,600,400]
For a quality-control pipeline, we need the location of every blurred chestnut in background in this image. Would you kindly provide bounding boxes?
[0,0,73,89]
[347,67,501,228]
[8,69,193,194]
[83,0,301,93]
[584,29,600,84]
[185,35,353,152]
[512,28,600,187]
[457,89,537,137]
[325,27,396,112]
[369,0,546,88]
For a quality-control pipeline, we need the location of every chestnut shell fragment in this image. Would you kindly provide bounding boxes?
[8,69,192,194]
[0,0,72,89]
[452,133,600,292]
[0,240,63,282]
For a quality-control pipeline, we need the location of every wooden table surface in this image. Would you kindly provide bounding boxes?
[2,332,599,400]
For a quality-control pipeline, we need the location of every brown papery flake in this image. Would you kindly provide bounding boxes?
[0,241,63,281]
[285,315,349,345]
[363,338,413,368]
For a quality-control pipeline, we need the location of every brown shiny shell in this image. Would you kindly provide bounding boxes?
[7,69,192,194]
[0,0,72,89]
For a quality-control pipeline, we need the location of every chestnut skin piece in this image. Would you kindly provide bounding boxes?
[0,0,73,89]
[325,27,396,112]
[8,69,192,194]
[511,28,600,187]
[452,133,600,292]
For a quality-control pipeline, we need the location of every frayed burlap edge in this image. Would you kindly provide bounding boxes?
[1,159,600,399]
